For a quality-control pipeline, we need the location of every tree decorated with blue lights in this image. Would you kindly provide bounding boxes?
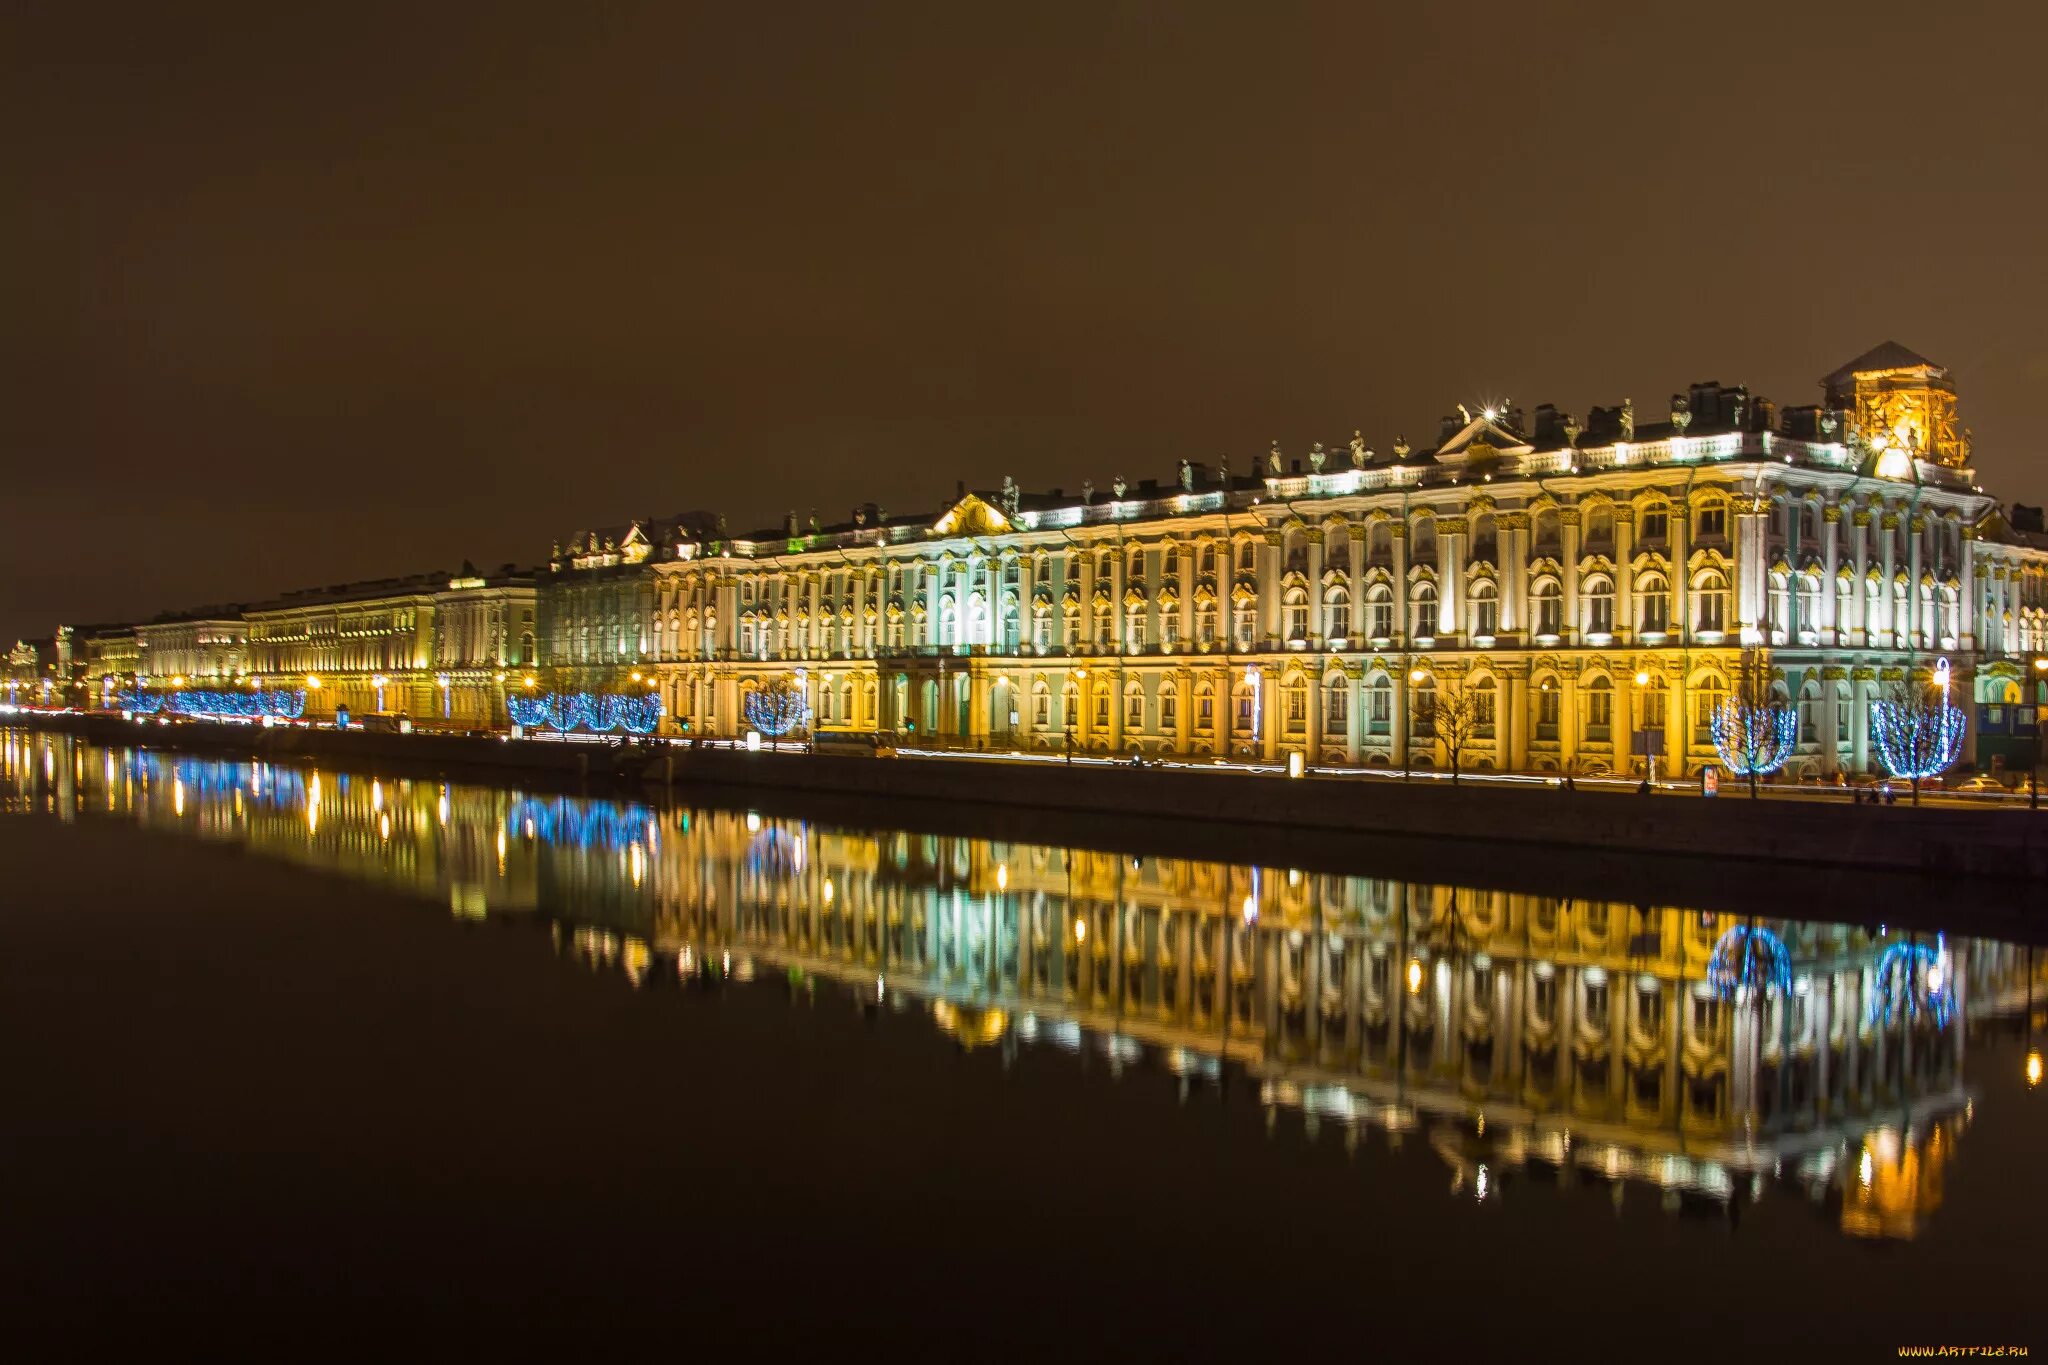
[1707,921,1793,1000]
[1870,659,1966,805]
[113,686,164,715]
[508,690,663,735]
[165,687,307,721]
[1712,650,1797,798]
[742,677,810,738]
[1867,936,1955,1030]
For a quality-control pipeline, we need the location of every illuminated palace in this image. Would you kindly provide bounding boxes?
[9,727,2031,1236]
[539,343,2048,777]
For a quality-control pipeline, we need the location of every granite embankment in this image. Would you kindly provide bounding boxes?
[16,713,2048,893]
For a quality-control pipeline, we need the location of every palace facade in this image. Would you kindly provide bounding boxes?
[535,343,2048,779]
[27,341,2048,778]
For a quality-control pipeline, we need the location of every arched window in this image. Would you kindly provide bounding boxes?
[1584,676,1613,741]
[1531,576,1562,638]
[1409,679,1435,736]
[1324,676,1348,730]
[1325,585,1351,642]
[1124,681,1144,732]
[1692,569,1729,636]
[1282,678,1308,733]
[1160,678,1179,732]
[1798,680,1821,745]
[1411,582,1438,641]
[1796,575,1822,642]
[1583,576,1614,638]
[1196,680,1215,731]
[1283,587,1310,643]
[1033,680,1051,727]
[1232,675,1256,731]
[1367,678,1392,735]
[1366,583,1395,642]
[1636,573,1670,636]
[1692,675,1726,744]
[1469,579,1499,640]
[1092,682,1111,730]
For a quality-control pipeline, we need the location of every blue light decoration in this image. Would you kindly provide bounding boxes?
[1706,923,1792,1000]
[1710,698,1797,782]
[1867,939,1956,1029]
[508,691,664,734]
[506,795,657,851]
[113,687,164,715]
[164,688,308,721]
[1871,656,1966,787]
[1870,698,1966,781]
[742,680,810,737]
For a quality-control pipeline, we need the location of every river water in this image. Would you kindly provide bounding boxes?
[1,727,2042,1357]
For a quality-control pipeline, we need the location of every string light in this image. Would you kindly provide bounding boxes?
[157,688,307,720]
[742,681,811,737]
[1711,697,1797,779]
[508,691,664,734]
[1867,939,1955,1029]
[1706,924,1791,1000]
[1870,696,1966,780]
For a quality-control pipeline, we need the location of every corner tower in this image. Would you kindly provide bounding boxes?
[1821,341,1968,469]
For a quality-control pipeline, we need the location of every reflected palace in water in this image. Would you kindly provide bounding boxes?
[5,728,2039,1242]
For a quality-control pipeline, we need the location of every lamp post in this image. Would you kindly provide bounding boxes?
[1407,666,1428,781]
[1065,667,1087,764]
[2033,657,2047,811]
[1634,669,1652,783]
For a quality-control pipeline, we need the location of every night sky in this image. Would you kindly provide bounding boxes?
[6,1,2046,642]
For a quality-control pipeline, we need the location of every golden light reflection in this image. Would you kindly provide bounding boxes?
[2028,1051,2042,1089]
[379,813,391,840]
[1407,959,1425,994]
[173,777,185,816]
[628,842,645,887]
[372,780,384,813]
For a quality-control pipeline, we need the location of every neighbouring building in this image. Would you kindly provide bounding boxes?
[136,610,248,687]
[244,566,535,726]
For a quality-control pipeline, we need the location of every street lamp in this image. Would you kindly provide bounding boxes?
[2032,657,2048,810]
[1406,667,1428,782]
[1634,669,1652,783]
[1066,667,1088,764]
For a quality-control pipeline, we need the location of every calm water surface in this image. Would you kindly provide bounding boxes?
[3,727,2044,1356]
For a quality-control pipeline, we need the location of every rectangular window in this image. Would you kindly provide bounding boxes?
[1325,686,1347,729]
[1641,511,1668,541]
[1125,693,1143,730]
[1698,507,1725,539]
[1536,689,1560,740]
[1161,690,1178,730]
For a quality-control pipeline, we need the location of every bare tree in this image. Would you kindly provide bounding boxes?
[1871,671,1965,806]
[1713,648,1797,799]
[1418,678,1483,784]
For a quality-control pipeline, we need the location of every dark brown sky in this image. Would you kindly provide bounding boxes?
[5,1,2045,641]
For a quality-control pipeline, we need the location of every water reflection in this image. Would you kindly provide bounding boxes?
[4,728,2040,1240]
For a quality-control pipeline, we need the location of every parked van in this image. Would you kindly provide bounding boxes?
[811,728,896,758]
